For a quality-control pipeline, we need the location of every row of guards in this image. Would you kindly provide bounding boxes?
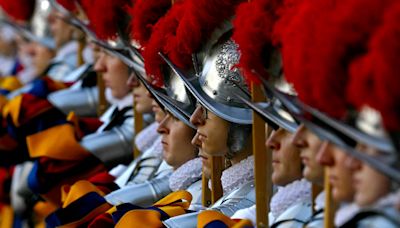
[0,0,398,227]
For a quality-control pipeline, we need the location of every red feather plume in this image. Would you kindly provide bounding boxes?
[372,3,400,132]
[0,0,35,22]
[142,1,185,87]
[278,0,323,108]
[166,0,245,71]
[128,0,172,47]
[232,0,282,85]
[144,0,244,87]
[81,0,131,40]
[348,3,400,132]
[312,0,395,119]
[280,0,394,119]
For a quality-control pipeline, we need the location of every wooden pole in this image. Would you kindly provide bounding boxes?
[323,168,336,228]
[133,104,144,159]
[252,83,270,228]
[312,184,323,213]
[96,73,107,116]
[201,173,212,207]
[76,36,86,67]
[210,156,224,203]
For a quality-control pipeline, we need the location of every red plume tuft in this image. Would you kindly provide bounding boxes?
[142,1,185,87]
[81,0,131,40]
[166,0,245,71]
[372,3,400,132]
[144,0,244,87]
[350,3,400,132]
[278,0,324,108]
[280,0,394,119]
[0,0,35,22]
[311,0,395,119]
[232,0,282,85]
[129,0,172,47]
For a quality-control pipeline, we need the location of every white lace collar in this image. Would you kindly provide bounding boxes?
[373,189,400,208]
[314,191,325,211]
[220,155,254,194]
[104,88,133,111]
[270,178,312,219]
[149,136,164,158]
[135,122,160,152]
[169,158,202,191]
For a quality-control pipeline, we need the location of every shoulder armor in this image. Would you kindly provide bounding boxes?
[271,202,313,228]
[48,87,99,116]
[60,63,92,82]
[115,139,164,187]
[105,174,172,207]
[163,211,200,228]
[212,181,256,216]
[80,114,134,168]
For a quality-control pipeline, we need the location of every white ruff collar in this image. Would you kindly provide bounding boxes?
[270,178,312,219]
[221,155,254,194]
[135,122,159,152]
[169,158,202,191]
[373,189,400,208]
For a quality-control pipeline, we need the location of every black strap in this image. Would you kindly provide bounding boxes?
[103,106,133,131]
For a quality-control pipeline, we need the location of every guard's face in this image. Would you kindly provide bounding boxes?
[48,11,75,49]
[190,105,230,179]
[157,113,197,169]
[94,51,130,99]
[31,42,55,76]
[190,105,230,157]
[192,133,211,178]
[151,99,166,123]
[131,80,153,114]
[348,144,391,207]
[291,124,325,185]
[267,128,302,186]
[0,34,15,56]
[317,141,355,202]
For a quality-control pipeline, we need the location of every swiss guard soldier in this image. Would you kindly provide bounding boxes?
[273,0,398,227]
[159,10,258,228]
[303,1,400,226]
[24,0,141,208]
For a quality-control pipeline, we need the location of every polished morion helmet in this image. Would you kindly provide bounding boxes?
[3,0,55,50]
[178,33,252,125]
[230,0,298,134]
[174,29,253,157]
[24,0,55,49]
